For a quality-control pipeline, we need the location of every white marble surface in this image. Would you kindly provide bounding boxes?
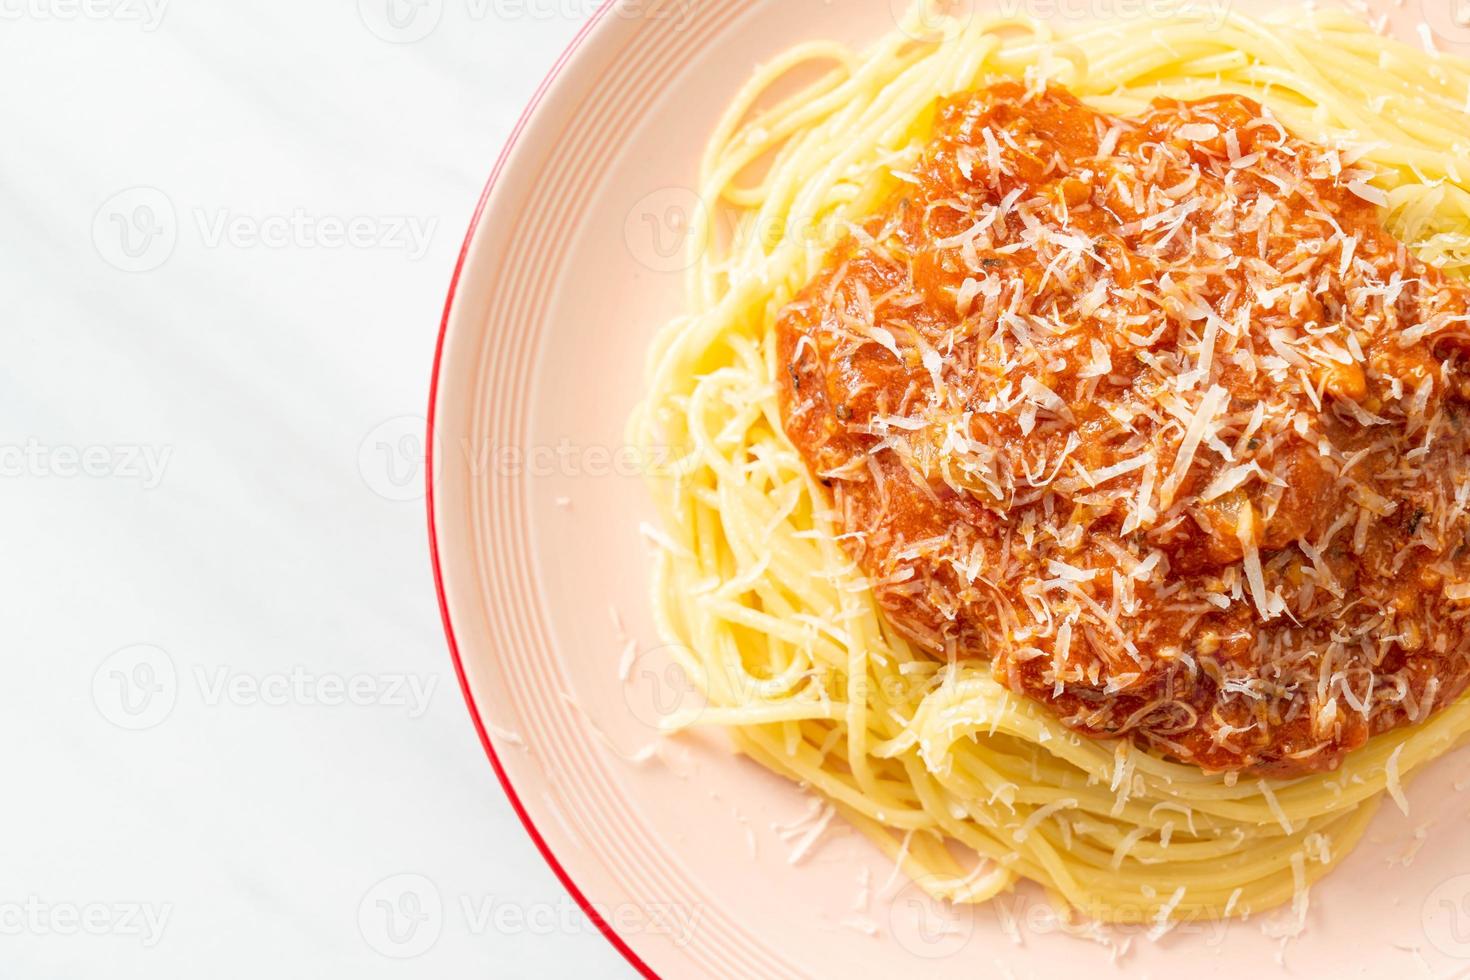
[2,3,631,977]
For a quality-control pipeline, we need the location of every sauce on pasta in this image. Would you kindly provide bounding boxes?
[777,82,1470,775]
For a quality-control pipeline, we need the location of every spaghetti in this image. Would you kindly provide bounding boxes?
[632,4,1470,924]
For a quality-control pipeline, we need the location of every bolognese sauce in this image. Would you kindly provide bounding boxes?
[776,81,1470,775]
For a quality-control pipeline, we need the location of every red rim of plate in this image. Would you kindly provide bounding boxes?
[424,4,660,977]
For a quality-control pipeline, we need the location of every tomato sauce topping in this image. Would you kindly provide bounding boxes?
[776,81,1470,775]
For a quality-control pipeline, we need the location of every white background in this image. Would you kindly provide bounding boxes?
[1,1,631,976]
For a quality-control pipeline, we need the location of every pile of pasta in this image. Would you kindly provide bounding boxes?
[631,4,1470,924]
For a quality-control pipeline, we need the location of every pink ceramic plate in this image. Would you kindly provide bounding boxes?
[429,2,1470,976]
